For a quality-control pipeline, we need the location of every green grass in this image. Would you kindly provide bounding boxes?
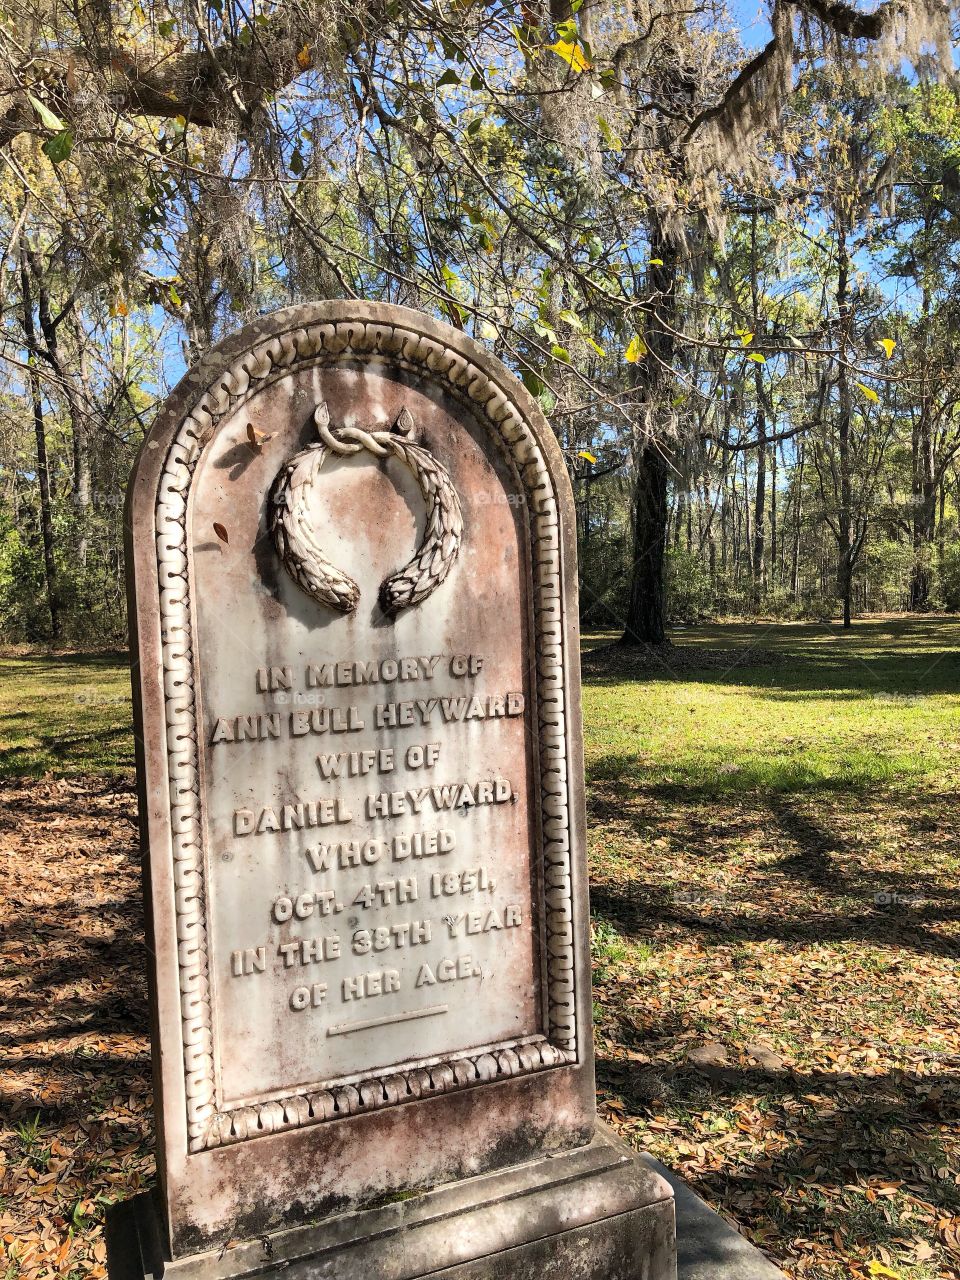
[0,651,132,777]
[580,617,960,1278]
[583,617,960,797]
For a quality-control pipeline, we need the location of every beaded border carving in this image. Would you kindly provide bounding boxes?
[154,315,577,1152]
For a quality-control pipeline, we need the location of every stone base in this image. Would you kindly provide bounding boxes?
[106,1127,676,1280]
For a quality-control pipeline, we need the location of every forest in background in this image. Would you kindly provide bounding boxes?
[1,0,960,647]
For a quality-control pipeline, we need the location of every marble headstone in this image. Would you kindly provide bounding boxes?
[119,302,676,1279]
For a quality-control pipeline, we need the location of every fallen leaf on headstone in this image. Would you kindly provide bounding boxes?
[246,423,274,451]
[213,523,229,544]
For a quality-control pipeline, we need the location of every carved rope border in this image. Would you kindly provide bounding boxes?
[155,318,577,1154]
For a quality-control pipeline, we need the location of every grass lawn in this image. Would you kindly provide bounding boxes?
[584,618,960,1280]
[1,618,959,1278]
[0,652,132,778]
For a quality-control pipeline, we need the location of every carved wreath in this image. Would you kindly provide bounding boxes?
[269,402,463,615]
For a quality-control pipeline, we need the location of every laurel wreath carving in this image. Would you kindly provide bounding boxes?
[269,402,463,616]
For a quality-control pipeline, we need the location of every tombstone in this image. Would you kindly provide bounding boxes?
[114,302,677,1279]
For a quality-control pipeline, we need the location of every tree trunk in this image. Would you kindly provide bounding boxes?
[749,208,766,603]
[623,442,669,646]
[19,248,60,640]
[743,452,753,592]
[770,443,778,589]
[909,284,935,611]
[27,251,93,567]
[719,440,729,607]
[752,413,766,602]
[791,440,804,602]
[836,231,854,629]
[621,219,676,647]
[69,313,93,565]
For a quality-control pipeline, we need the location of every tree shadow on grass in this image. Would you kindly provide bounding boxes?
[588,751,933,800]
[589,880,960,958]
[581,620,960,698]
[0,724,132,774]
[598,1051,960,1232]
[1,651,130,669]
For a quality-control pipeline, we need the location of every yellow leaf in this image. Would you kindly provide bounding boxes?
[746,352,765,364]
[857,382,879,403]
[296,44,312,70]
[878,337,896,359]
[546,39,591,72]
[578,450,597,463]
[649,257,664,266]
[110,299,129,318]
[625,335,647,362]
[741,332,754,346]
[867,1264,902,1279]
[585,336,606,357]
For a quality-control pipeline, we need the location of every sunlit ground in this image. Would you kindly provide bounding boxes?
[1,619,959,1277]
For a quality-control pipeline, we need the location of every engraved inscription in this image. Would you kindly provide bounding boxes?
[211,648,534,1096]
[148,315,578,1153]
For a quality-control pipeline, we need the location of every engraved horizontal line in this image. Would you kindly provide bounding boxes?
[326,1004,449,1038]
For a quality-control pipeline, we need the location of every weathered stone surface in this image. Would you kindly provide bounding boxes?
[125,303,599,1257]
[107,1127,677,1280]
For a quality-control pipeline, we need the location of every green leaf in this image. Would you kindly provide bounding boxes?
[158,18,175,36]
[741,331,755,346]
[521,367,545,397]
[551,344,571,363]
[585,336,606,357]
[466,118,483,136]
[168,284,182,306]
[470,71,484,90]
[597,117,622,151]
[625,335,647,362]
[554,19,579,40]
[558,308,584,331]
[437,68,460,87]
[27,93,65,132]
[42,128,73,164]
[290,148,305,175]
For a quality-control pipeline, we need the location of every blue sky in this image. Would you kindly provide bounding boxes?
[731,0,774,50]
